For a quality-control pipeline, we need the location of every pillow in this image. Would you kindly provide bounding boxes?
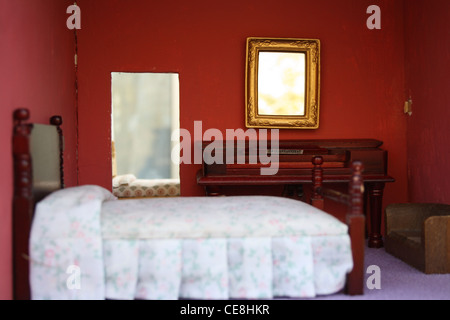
[32,185,116,241]
[37,184,117,207]
[112,174,137,187]
[30,185,111,299]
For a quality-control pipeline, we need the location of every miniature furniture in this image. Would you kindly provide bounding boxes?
[197,139,395,248]
[13,108,366,299]
[385,203,450,274]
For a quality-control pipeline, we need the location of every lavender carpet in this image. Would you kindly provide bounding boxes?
[313,244,450,300]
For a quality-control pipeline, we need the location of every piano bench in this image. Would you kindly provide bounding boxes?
[385,203,450,274]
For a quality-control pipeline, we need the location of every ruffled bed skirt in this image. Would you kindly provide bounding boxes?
[102,236,352,300]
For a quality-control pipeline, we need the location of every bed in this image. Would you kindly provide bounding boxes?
[12,108,365,300]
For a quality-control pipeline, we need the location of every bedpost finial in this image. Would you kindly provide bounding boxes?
[352,161,363,176]
[312,155,324,207]
[13,108,30,123]
[50,115,62,126]
[313,155,323,166]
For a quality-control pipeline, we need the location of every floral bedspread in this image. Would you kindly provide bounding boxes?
[29,185,353,300]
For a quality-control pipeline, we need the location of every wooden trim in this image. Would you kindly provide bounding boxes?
[50,115,64,189]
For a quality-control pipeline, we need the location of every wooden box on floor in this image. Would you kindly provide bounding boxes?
[385,203,450,274]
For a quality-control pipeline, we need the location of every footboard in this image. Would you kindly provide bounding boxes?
[311,156,365,295]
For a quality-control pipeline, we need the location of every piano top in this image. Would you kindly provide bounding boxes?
[200,138,384,150]
[197,138,394,185]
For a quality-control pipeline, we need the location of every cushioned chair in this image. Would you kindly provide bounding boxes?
[385,203,450,274]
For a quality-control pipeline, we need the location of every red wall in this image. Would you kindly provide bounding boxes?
[0,0,77,299]
[404,0,450,204]
[3,0,447,301]
[2,0,447,301]
[77,0,408,207]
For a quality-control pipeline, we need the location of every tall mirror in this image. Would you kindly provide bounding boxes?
[111,72,180,180]
[245,37,320,129]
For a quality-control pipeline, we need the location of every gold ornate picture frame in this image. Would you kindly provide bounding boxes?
[245,37,320,129]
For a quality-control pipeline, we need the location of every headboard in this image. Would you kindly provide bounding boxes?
[12,108,64,300]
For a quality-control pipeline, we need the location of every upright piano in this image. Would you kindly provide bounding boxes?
[196,139,395,248]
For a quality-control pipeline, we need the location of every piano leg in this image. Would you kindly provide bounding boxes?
[367,182,385,248]
[282,184,304,200]
[205,186,222,196]
[282,185,295,197]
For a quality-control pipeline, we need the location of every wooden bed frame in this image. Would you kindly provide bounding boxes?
[12,108,365,300]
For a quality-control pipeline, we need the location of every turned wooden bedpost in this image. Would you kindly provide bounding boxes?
[350,161,364,216]
[346,161,365,295]
[12,108,33,300]
[311,156,324,210]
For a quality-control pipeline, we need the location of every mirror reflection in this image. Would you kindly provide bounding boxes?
[111,72,180,180]
[258,52,305,116]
